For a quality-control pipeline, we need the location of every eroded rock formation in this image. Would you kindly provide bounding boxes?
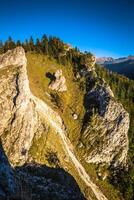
[0,47,42,165]
[0,47,129,200]
[48,69,67,92]
[81,72,129,167]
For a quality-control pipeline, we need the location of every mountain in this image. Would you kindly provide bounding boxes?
[0,45,130,200]
[97,56,134,80]
[97,55,134,65]
[96,57,114,64]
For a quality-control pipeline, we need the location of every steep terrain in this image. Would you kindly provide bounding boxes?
[0,47,130,200]
[97,55,134,65]
[97,56,134,80]
[104,60,134,80]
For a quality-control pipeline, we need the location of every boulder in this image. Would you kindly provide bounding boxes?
[72,113,78,120]
[49,69,67,92]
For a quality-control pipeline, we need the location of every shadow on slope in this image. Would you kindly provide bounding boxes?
[104,60,134,80]
[0,140,85,200]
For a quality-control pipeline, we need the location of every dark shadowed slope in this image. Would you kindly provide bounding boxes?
[0,140,85,200]
[104,60,134,80]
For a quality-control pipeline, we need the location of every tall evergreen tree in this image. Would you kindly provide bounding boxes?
[29,36,34,51]
[35,38,42,53]
[0,40,4,54]
[16,40,21,46]
[4,36,16,51]
[23,39,30,52]
[41,34,48,54]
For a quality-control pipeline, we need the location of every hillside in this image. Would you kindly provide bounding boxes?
[0,37,133,200]
[96,65,134,200]
[104,60,134,80]
[97,56,134,80]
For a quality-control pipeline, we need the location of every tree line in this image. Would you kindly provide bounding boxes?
[0,35,93,73]
[1,34,134,200]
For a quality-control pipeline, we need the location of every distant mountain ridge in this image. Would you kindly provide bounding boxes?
[97,55,134,65]
[96,57,114,64]
[97,55,134,80]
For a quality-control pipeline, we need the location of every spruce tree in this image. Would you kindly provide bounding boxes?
[0,40,4,54]
[41,34,48,54]
[4,36,16,51]
[23,39,29,52]
[35,38,42,53]
[29,36,34,51]
[16,40,21,46]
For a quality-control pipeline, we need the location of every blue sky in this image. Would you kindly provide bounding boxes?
[0,0,134,58]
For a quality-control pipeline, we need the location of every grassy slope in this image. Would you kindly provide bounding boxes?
[26,52,85,144]
[26,52,97,199]
[26,52,122,200]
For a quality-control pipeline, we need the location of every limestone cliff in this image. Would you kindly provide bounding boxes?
[0,47,129,200]
[0,47,42,165]
[81,74,129,167]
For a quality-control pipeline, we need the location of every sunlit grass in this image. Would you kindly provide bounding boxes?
[26,52,122,200]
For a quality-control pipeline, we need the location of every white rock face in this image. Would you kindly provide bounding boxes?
[85,55,96,71]
[0,47,130,200]
[89,55,96,69]
[0,47,129,168]
[0,47,107,200]
[72,113,78,120]
[0,48,67,166]
[0,47,44,165]
[0,47,27,69]
[49,69,67,92]
[84,78,129,167]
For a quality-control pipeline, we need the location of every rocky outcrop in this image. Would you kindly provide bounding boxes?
[82,75,129,167]
[0,47,43,165]
[0,47,68,166]
[84,55,96,71]
[0,47,129,200]
[87,55,96,70]
[0,47,86,200]
[0,47,109,200]
[49,69,67,92]
[0,47,27,68]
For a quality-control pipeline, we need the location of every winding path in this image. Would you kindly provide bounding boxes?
[33,95,108,200]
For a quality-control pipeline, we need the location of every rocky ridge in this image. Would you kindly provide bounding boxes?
[0,47,86,200]
[0,47,130,199]
[83,76,129,166]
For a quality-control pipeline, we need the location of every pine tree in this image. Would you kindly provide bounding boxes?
[4,36,16,51]
[29,36,34,51]
[35,38,42,53]
[0,40,4,54]
[41,34,48,54]
[16,40,21,46]
[23,39,30,52]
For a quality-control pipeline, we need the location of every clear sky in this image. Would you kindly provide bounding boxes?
[0,0,134,58]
